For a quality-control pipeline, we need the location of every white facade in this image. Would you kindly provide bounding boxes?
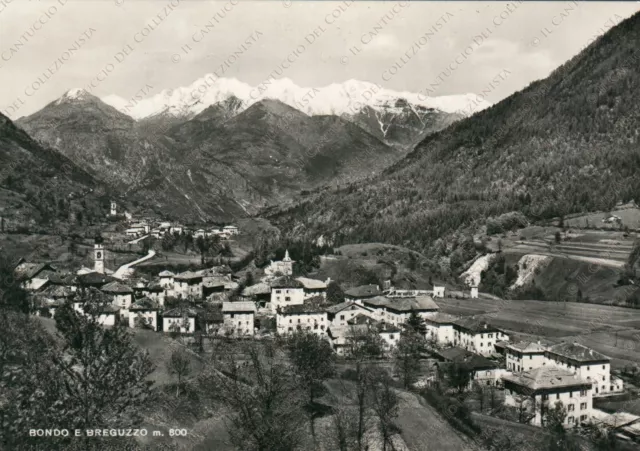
[329,303,375,328]
[163,316,196,334]
[547,357,613,396]
[264,250,294,277]
[270,287,305,312]
[129,310,158,330]
[379,330,400,350]
[470,287,479,299]
[94,244,105,274]
[223,312,255,336]
[96,312,116,326]
[504,386,593,427]
[454,327,509,356]
[433,286,445,298]
[277,312,328,336]
[425,322,455,345]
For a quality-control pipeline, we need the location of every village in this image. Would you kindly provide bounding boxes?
[9,201,639,446]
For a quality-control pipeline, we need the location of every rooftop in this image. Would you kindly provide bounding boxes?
[279,296,327,314]
[159,270,175,277]
[424,312,459,325]
[502,367,591,391]
[344,284,381,299]
[438,347,497,370]
[506,341,547,353]
[295,277,328,290]
[547,342,609,363]
[222,301,257,313]
[129,297,160,310]
[242,282,272,296]
[174,271,203,281]
[326,301,372,314]
[163,307,198,318]
[271,276,304,289]
[74,272,117,286]
[14,262,55,280]
[101,281,134,294]
[452,317,501,334]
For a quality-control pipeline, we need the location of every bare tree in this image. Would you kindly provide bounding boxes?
[167,349,191,396]
[370,369,399,451]
[211,341,308,451]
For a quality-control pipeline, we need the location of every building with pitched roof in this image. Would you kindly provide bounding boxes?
[545,342,620,395]
[101,281,134,315]
[344,284,381,301]
[502,367,593,427]
[162,307,198,334]
[424,313,459,346]
[361,295,439,326]
[505,341,548,373]
[452,318,509,356]
[326,301,375,328]
[276,296,328,336]
[436,347,505,388]
[264,249,294,277]
[270,276,305,312]
[222,301,257,336]
[296,277,329,299]
[128,297,160,330]
[14,262,57,291]
[173,271,204,299]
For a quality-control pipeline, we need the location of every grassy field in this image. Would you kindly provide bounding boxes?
[563,207,640,230]
[437,297,640,369]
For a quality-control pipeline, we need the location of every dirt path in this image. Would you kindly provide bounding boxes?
[395,391,482,451]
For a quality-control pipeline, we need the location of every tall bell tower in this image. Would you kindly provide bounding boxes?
[94,236,105,274]
[110,201,117,216]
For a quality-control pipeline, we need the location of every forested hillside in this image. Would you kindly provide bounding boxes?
[267,12,640,256]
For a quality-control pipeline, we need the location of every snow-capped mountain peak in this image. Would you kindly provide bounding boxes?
[101,77,491,121]
[56,88,92,104]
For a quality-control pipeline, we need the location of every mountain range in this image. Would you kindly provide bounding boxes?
[16,78,482,221]
[266,12,640,254]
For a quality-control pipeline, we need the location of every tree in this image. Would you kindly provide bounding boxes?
[370,369,400,451]
[445,362,472,393]
[286,331,335,404]
[513,392,536,424]
[543,400,567,434]
[555,231,562,244]
[0,254,29,314]
[211,341,308,451]
[167,349,192,396]
[394,332,425,389]
[406,310,427,335]
[326,281,345,304]
[347,325,385,361]
[473,381,485,412]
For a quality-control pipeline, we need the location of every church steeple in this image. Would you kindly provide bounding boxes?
[283,250,291,262]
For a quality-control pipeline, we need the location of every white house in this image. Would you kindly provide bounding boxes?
[100,281,134,319]
[264,250,294,277]
[270,276,305,312]
[162,308,197,334]
[452,318,510,356]
[433,285,445,298]
[14,262,57,291]
[545,342,621,396]
[223,225,239,235]
[346,315,401,351]
[505,341,548,373]
[361,295,439,326]
[470,286,479,299]
[503,367,593,427]
[222,301,256,336]
[276,296,328,336]
[159,270,175,289]
[173,271,204,299]
[436,347,506,388]
[424,313,459,346]
[326,301,376,328]
[128,297,159,331]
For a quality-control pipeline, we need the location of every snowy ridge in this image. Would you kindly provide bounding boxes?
[56,88,92,104]
[100,76,492,120]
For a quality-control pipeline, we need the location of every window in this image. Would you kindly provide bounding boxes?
[285,297,291,302]
[556,394,560,400]
[602,376,605,381]
[542,394,549,401]
[602,386,605,391]
[569,392,573,398]
[602,365,605,370]
[568,416,574,424]
[587,366,590,371]
[580,403,587,410]
[289,319,292,323]
[314,324,318,330]
[320,325,325,330]
[480,343,484,347]
[230,313,235,319]
[568,405,575,412]
[340,315,345,320]
[580,415,587,421]
[389,334,395,340]
[488,333,493,338]
[276,290,281,294]
[580,390,587,397]
[529,355,533,360]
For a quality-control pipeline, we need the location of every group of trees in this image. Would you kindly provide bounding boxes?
[479,254,519,298]
[160,232,233,264]
[1,278,155,449]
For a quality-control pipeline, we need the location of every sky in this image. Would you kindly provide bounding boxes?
[0,0,638,119]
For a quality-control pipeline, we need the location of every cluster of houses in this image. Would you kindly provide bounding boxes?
[124,218,239,241]
[14,244,634,436]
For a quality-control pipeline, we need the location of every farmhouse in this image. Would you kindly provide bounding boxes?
[296,276,329,299]
[159,270,175,288]
[344,284,381,301]
[326,301,375,328]
[276,296,328,336]
[100,281,134,317]
[433,285,445,298]
[452,318,509,356]
[505,341,548,372]
[140,279,166,306]
[270,276,305,312]
[162,308,197,334]
[222,301,256,336]
[264,249,294,277]
[223,225,239,235]
[545,342,622,395]
[346,315,401,351]
[241,282,272,307]
[128,297,159,330]
[200,308,224,335]
[502,367,593,427]
[436,347,506,388]
[14,262,57,291]
[424,313,459,346]
[361,295,439,326]
[173,271,204,299]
